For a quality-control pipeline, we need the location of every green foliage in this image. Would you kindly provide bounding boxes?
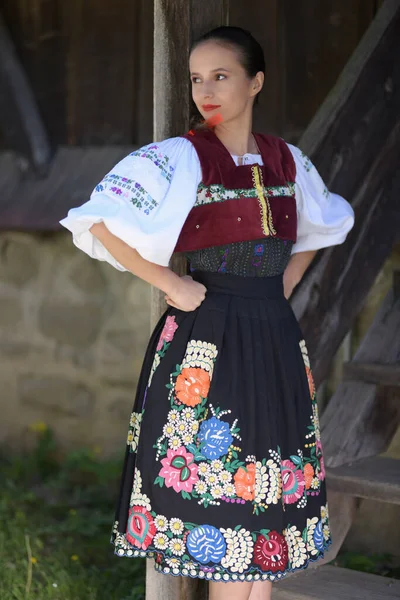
[335,550,400,579]
[0,428,145,600]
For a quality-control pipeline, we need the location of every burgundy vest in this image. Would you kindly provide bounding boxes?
[173,128,297,253]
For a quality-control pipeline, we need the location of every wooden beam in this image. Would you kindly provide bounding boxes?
[298,0,400,161]
[320,286,400,467]
[147,3,228,599]
[0,12,51,173]
[326,455,400,505]
[0,146,134,230]
[290,0,400,387]
[272,564,400,600]
[343,362,400,386]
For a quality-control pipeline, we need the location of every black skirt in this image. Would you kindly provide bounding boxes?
[110,270,332,584]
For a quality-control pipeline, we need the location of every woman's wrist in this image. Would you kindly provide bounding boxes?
[157,267,183,296]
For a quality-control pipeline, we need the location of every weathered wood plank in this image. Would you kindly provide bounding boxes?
[322,381,400,467]
[298,0,400,162]
[1,0,67,146]
[272,564,400,600]
[320,285,400,466]
[325,455,400,504]
[290,0,400,387]
[60,0,140,145]
[0,12,51,172]
[0,146,134,230]
[292,131,400,388]
[343,362,400,386]
[281,0,376,142]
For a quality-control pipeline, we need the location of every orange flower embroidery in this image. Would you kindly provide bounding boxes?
[306,366,315,398]
[304,463,314,489]
[175,368,210,407]
[234,463,256,501]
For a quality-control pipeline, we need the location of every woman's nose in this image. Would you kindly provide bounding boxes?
[199,83,214,98]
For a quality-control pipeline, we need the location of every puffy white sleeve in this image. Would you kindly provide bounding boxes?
[286,143,355,255]
[59,137,201,270]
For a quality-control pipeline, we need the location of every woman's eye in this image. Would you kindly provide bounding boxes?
[191,74,226,83]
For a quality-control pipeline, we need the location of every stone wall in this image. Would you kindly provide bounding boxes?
[0,231,151,457]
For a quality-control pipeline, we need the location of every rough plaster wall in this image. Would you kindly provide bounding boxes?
[0,231,151,457]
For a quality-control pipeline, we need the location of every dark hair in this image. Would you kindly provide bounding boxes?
[189,26,265,130]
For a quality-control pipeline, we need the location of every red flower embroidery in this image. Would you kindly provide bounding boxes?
[126,505,156,550]
[253,531,289,572]
[281,459,305,504]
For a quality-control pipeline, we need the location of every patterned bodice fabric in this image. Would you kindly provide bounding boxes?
[185,237,294,277]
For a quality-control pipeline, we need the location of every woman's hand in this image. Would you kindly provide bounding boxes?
[164,275,207,312]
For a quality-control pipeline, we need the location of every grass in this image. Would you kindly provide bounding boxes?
[334,550,400,579]
[0,426,145,600]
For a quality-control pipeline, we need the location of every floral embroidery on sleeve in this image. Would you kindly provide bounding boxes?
[299,150,312,172]
[129,145,175,183]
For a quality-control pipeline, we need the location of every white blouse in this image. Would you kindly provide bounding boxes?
[59,136,355,271]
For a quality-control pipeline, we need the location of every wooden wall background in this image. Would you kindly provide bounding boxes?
[1,0,385,148]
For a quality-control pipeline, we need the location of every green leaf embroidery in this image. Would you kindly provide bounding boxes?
[290,455,302,466]
[180,466,190,481]
[171,456,186,469]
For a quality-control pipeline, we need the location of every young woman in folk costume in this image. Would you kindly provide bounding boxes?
[60,25,354,600]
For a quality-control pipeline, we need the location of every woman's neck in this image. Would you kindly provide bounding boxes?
[213,122,258,156]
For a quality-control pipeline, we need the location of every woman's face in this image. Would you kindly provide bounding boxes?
[189,41,263,126]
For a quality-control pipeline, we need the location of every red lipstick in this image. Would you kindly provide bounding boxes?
[202,104,221,112]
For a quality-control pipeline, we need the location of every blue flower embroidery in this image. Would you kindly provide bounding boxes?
[252,243,264,267]
[313,520,324,551]
[198,417,233,459]
[187,525,226,564]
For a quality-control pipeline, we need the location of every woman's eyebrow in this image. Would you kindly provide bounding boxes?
[190,67,231,75]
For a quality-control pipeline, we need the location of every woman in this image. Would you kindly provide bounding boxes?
[60,26,354,600]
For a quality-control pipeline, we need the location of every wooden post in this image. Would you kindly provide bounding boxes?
[147,2,228,599]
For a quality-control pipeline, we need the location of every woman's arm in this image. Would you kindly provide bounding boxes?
[89,222,207,311]
[283,249,317,299]
[89,222,181,294]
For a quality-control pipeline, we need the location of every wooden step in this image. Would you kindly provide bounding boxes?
[343,361,400,386]
[272,564,400,599]
[325,455,400,505]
